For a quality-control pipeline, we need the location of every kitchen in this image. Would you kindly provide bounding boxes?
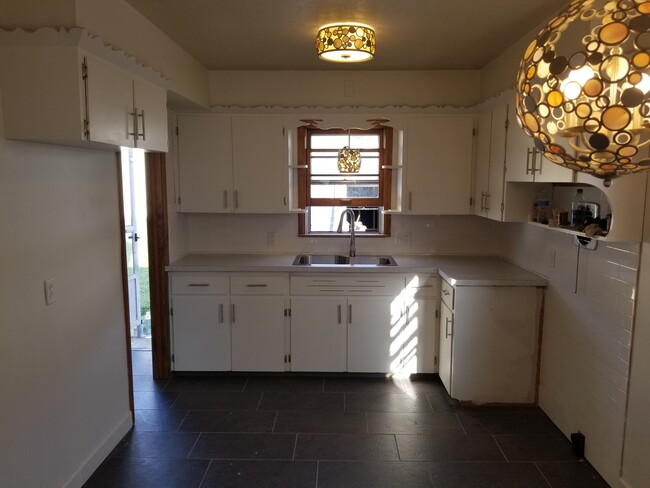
[0,1,649,487]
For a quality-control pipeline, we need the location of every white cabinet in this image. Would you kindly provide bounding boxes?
[290,297,347,372]
[230,274,289,372]
[438,276,542,404]
[505,102,573,183]
[0,35,168,151]
[231,116,289,213]
[347,296,400,373]
[176,114,233,212]
[170,273,231,371]
[405,115,474,214]
[175,115,289,213]
[402,274,439,374]
[474,104,507,221]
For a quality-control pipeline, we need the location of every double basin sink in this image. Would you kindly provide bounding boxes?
[292,254,397,266]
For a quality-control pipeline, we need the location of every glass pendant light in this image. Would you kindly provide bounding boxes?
[338,129,361,173]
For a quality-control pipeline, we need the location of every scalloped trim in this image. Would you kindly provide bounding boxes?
[0,27,174,88]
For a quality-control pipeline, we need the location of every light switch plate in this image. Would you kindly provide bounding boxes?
[44,278,56,305]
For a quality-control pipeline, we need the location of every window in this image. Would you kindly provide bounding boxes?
[297,125,393,235]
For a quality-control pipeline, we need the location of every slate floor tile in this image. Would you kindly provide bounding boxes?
[178,410,277,433]
[273,411,367,434]
[258,391,344,411]
[318,461,432,488]
[536,460,611,487]
[164,375,248,392]
[243,376,324,392]
[457,409,564,436]
[189,433,296,460]
[345,392,434,413]
[324,377,408,393]
[294,433,400,461]
[133,391,179,410]
[367,412,463,434]
[132,374,168,392]
[171,391,262,410]
[396,432,506,462]
[495,435,578,462]
[428,461,549,487]
[109,431,199,459]
[82,457,209,488]
[200,460,317,488]
[133,409,188,432]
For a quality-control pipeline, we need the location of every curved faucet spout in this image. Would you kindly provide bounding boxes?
[337,209,357,257]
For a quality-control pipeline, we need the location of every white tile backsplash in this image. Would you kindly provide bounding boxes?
[501,222,639,486]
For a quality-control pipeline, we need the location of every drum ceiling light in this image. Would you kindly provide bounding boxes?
[515,0,650,181]
[316,23,376,62]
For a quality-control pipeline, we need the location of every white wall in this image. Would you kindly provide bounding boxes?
[209,70,481,108]
[0,90,132,488]
[621,187,650,487]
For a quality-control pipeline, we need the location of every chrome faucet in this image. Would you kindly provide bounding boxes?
[337,209,356,257]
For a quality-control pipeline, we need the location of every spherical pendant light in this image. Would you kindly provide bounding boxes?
[515,0,650,179]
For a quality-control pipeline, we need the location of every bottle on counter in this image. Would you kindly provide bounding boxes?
[537,199,550,224]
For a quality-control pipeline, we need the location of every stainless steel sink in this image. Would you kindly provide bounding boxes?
[292,254,397,266]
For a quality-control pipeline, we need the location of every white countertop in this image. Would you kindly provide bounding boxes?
[167,253,547,287]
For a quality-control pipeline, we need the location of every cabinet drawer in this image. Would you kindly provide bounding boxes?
[404,274,439,298]
[440,278,455,310]
[291,275,405,296]
[230,274,289,295]
[171,273,229,295]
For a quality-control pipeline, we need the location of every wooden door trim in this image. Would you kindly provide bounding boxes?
[145,152,171,380]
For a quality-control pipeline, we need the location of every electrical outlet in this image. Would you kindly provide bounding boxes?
[267,232,277,247]
[44,278,56,305]
[397,232,411,246]
[548,249,556,268]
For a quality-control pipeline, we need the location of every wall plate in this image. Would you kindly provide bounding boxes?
[574,235,598,250]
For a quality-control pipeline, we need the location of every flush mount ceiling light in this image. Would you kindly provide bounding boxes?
[316,23,376,62]
[338,129,362,173]
[515,0,650,180]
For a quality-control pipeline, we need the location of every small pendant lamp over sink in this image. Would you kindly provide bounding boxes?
[338,129,361,173]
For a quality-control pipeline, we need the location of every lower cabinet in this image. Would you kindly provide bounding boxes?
[290,297,347,372]
[230,296,287,372]
[438,276,542,404]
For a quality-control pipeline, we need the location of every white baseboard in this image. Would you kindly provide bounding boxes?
[61,411,133,488]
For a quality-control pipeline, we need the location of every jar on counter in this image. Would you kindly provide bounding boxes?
[536,199,550,224]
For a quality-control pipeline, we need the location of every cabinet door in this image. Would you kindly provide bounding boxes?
[231,296,287,371]
[403,298,437,374]
[177,114,233,212]
[474,111,493,218]
[231,116,288,213]
[405,116,474,215]
[172,295,231,371]
[291,297,347,372]
[505,102,534,182]
[487,103,507,221]
[85,54,133,147]
[347,296,401,373]
[439,302,453,394]
[534,153,574,182]
[133,77,168,152]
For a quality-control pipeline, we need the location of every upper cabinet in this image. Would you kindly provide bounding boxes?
[504,102,573,184]
[474,104,507,221]
[0,29,168,152]
[405,115,474,214]
[176,114,290,213]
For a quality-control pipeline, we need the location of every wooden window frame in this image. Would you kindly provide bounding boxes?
[297,125,393,236]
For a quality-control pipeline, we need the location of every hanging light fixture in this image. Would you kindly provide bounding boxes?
[338,129,362,173]
[316,23,376,62]
[515,0,650,181]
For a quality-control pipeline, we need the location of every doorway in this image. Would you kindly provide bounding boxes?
[121,147,151,351]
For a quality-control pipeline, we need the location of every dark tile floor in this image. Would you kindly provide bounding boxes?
[83,351,610,487]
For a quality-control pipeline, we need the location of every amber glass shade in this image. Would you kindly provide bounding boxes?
[337,146,362,173]
[316,24,376,62]
[515,0,650,178]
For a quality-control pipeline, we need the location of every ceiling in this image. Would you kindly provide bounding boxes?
[124,0,569,71]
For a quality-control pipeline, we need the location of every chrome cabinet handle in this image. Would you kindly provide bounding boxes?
[218,303,224,324]
[138,109,146,140]
[526,148,533,175]
[408,191,413,211]
[246,284,268,288]
[234,190,239,209]
[223,190,228,209]
[484,192,490,211]
[348,304,352,324]
[188,283,209,287]
[337,304,342,324]
[231,303,236,323]
[445,317,453,338]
